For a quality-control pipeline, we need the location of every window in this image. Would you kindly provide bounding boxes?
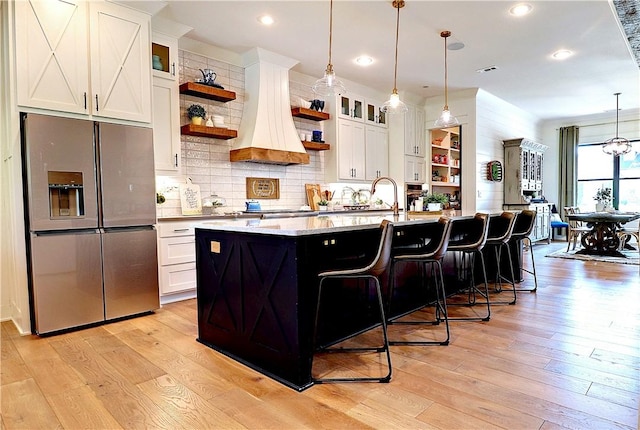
[577,140,640,211]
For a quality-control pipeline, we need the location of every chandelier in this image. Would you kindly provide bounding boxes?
[602,92,631,156]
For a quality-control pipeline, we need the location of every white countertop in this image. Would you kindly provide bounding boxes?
[194,213,442,236]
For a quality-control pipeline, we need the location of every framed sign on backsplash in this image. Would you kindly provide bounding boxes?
[246,177,280,199]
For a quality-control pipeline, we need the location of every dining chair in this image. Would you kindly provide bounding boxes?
[387,216,453,346]
[617,222,640,273]
[564,206,591,251]
[311,220,393,384]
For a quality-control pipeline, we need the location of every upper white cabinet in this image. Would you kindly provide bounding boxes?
[337,120,366,181]
[152,78,180,172]
[404,106,426,157]
[151,32,178,81]
[365,99,387,128]
[337,93,364,121]
[404,156,426,183]
[15,0,89,115]
[15,0,152,123]
[365,126,388,180]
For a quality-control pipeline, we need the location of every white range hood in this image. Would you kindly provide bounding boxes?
[230,48,309,165]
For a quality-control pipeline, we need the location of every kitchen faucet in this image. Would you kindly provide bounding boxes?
[370,176,399,217]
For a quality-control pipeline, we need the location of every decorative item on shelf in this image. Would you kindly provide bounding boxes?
[434,30,460,127]
[312,0,346,96]
[206,117,214,127]
[199,68,224,88]
[380,0,408,115]
[602,92,631,156]
[421,191,449,211]
[152,55,163,71]
[487,160,503,182]
[187,104,206,125]
[312,130,323,142]
[594,186,612,212]
[213,115,225,128]
[318,199,329,211]
[156,192,166,204]
[310,99,325,112]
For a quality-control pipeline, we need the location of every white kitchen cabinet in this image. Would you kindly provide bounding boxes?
[15,0,152,123]
[337,93,365,121]
[405,155,426,183]
[151,31,178,81]
[503,203,551,243]
[337,120,366,180]
[152,77,181,172]
[365,99,387,128]
[365,126,388,180]
[158,221,196,302]
[15,0,89,115]
[404,106,426,157]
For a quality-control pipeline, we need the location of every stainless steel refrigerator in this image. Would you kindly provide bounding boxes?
[21,113,159,335]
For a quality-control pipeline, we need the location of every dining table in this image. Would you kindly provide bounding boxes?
[565,211,640,257]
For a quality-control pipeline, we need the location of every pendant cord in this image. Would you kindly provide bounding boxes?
[443,32,449,109]
[615,92,620,137]
[327,0,333,68]
[393,2,400,92]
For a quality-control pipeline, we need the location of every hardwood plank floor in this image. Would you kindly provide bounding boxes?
[2,241,639,429]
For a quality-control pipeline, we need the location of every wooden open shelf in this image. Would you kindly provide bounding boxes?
[291,107,329,121]
[302,141,330,151]
[181,124,237,139]
[179,82,236,102]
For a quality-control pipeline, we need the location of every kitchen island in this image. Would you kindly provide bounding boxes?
[194,213,443,390]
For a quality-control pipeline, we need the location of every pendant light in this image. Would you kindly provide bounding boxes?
[312,0,346,96]
[434,30,459,128]
[380,0,408,115]
[602,93,631,156]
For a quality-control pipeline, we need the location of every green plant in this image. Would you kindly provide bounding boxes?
[421,192,449,205]
[594,187,612,205]
[318,199,328,206]
[156,192,166,204]
[187,104,206,119]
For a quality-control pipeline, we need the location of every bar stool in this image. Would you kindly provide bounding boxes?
[387,217,453,346]
[510,210,538,292]
[445,213,491,321]
[311,220,394,384]
[484,212,517,305]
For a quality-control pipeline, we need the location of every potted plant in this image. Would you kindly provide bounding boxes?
[422,192,449,211]
[187,104,206,125]
[594,187,612,211]
[317,199,329,211]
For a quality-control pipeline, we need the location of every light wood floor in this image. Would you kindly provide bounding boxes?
[2,241,639,429]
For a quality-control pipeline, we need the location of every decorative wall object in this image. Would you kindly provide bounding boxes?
[487,160,503,182]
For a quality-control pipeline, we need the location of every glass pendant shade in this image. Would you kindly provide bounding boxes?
[434,30,459,127]
[381,90,408,114]
[313,0,346,97]
[601,93,631,156]
[381,0,407,115]
[312,64,346,97]
[434,107,459,127]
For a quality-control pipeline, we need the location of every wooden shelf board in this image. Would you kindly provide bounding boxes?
[291,107,330,121]
[432,183,460,188]
[181,124,237,139]
[303,141,330,151]
[179,82,236,102]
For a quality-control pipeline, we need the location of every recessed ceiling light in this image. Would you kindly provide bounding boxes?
[258,15,274,26]
[509,3,533,16]
[355,56,374,66]
[552,49,573,60]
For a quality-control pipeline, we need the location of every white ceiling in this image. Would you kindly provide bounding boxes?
[124,0,640,121]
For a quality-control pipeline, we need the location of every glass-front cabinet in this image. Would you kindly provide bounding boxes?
[337,93,364,121]
[152,32,178,81]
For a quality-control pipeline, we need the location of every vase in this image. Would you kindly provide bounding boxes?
[191,117,203,126]
[318,206,327,211]
[595,202,605,212]
[427,203,442,212]
[152,55,163,71]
